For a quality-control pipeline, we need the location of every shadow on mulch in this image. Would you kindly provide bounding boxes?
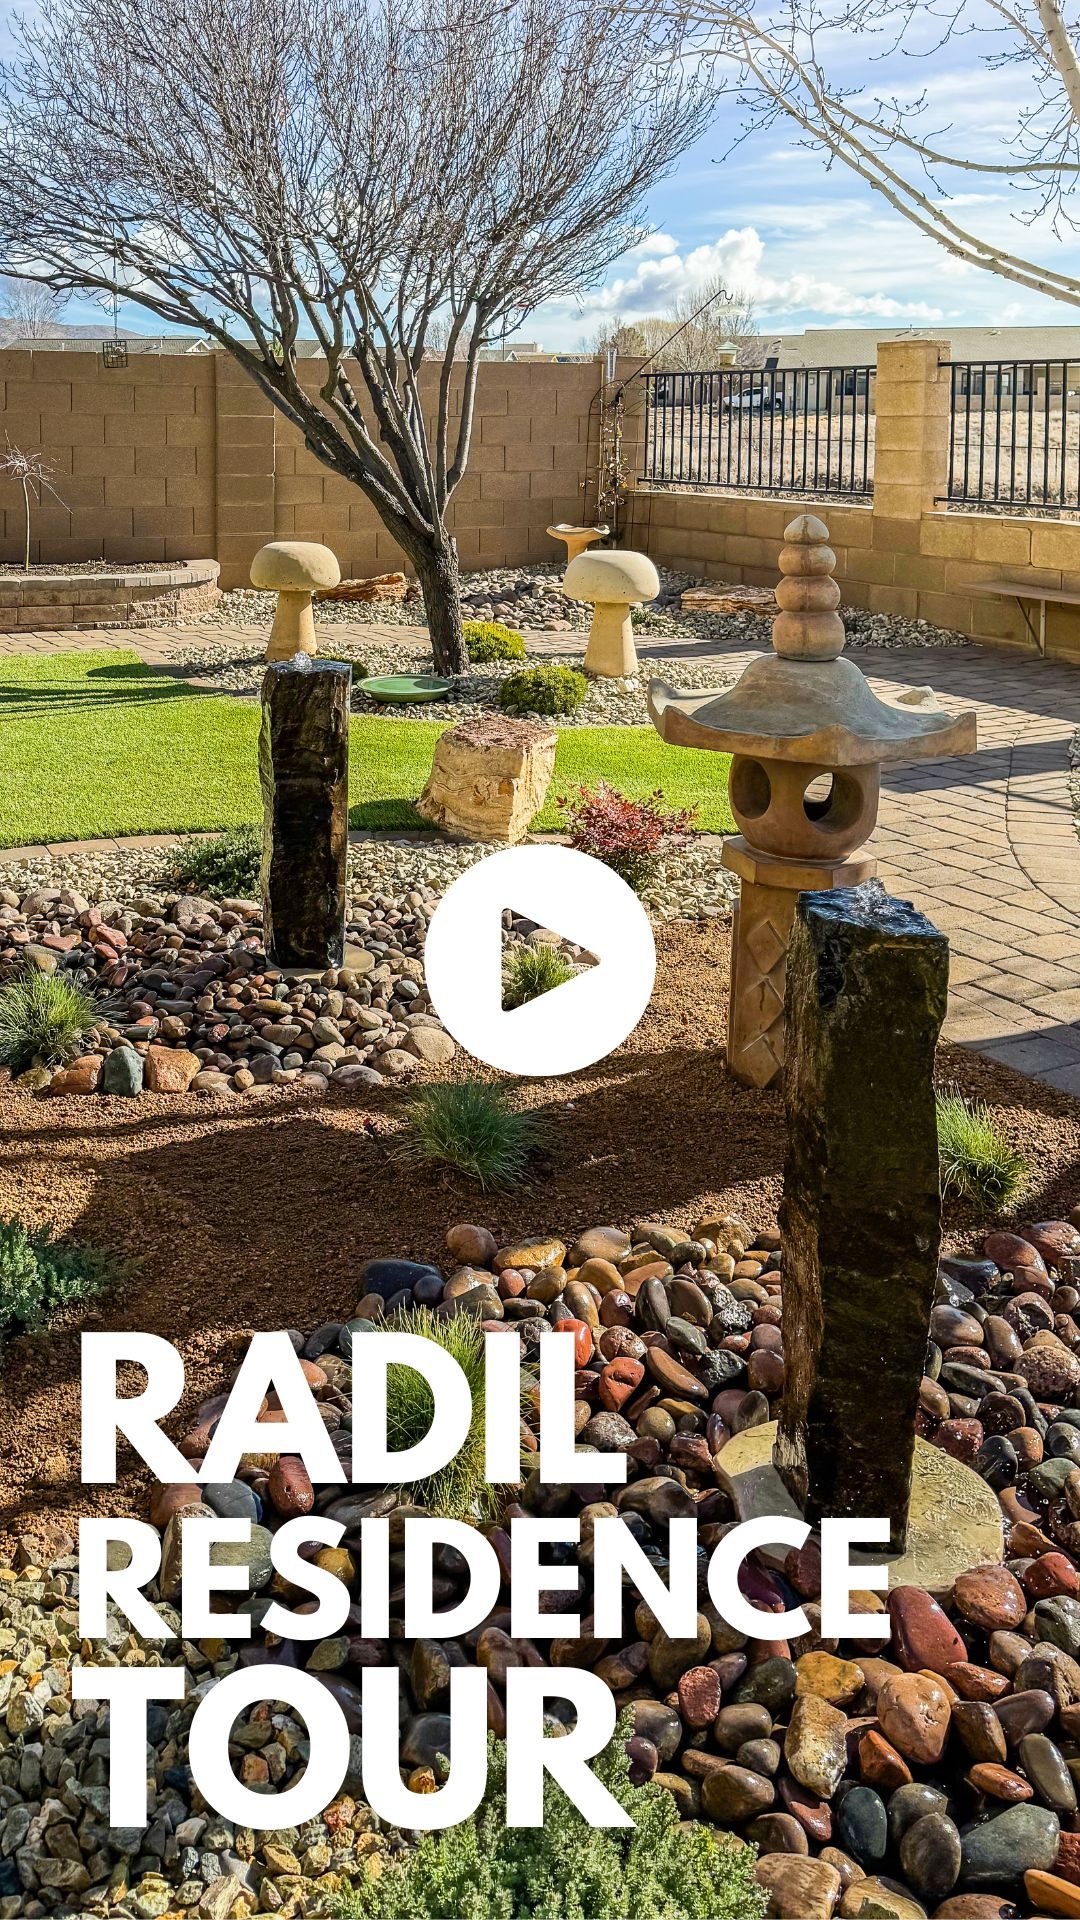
[1,921,1079,1548]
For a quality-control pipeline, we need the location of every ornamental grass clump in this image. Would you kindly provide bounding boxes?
[167,824,261,899]
[462,620,526,662]
[0,967,96,1074]
[0,1216,118,1345]
[334,1713,766,1920]
[936,1088,1028,1213]
[394,1081,545,1192]
[502,942,578,1010]
[499,663,587,716]
[562,780,697,894]
[381,1304,498,1519]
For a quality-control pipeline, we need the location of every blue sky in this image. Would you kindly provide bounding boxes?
[4,0,1080,348]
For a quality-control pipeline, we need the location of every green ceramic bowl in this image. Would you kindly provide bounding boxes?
[358,674,453,704]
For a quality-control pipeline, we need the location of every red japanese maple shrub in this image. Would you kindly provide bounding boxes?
[561,781,697,894]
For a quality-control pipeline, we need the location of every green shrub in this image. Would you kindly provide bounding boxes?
[0,968,97,1074]
[167,825,260,898]
[379,1304,499,1519]
[334,1713,765,1920]
[0,1217,118,1342]
[498,664,588,717]
[463,620,526,663]
[937,1089,1028,1212]
[394,1081,545,1191]
[502,943,578,1010]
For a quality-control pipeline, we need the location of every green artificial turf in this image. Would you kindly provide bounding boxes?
[0,649,733,846]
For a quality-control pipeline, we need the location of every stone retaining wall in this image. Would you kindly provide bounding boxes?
[0,560,220,631]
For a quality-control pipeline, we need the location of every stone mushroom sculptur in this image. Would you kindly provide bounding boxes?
[563,547,660,678]
[250,540,341,662]
[647,513,977,1088]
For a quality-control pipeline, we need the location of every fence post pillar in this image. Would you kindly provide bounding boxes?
[873,340,950,520]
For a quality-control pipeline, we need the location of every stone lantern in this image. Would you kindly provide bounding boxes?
[647,513,977,1087]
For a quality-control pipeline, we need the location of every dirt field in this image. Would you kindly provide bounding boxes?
[3,919,1080,1555]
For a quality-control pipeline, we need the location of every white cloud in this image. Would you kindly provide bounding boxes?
[551,226,945,332]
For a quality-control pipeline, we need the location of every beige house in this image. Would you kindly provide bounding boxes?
[773,325,1080,387]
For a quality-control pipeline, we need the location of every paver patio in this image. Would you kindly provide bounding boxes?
[2,618,1080,1090]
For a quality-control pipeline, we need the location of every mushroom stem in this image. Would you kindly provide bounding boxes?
[583,599,637,678]
[265,589,317,662]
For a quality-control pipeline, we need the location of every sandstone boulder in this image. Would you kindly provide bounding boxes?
[416,713,556,843]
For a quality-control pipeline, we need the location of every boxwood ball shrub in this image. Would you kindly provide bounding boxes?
[167,824,261,899]
[334,1714,765,1920]
[462,620,526,663]
[498,663,588,717]
[0,968,97,1074]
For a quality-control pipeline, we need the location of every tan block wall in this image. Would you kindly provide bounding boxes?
[0,350,217,567]
[0,348,603,588]
[631,485,1080,660]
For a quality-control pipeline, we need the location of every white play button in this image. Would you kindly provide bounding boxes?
[423,845,656,1075]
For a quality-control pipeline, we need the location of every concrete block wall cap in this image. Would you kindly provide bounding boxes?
[249,540,341,591]
[562,547,660,602]
[647,656,978,767]
[0,559,219,590]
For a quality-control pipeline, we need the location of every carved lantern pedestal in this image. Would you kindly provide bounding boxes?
[648,514,978,1087]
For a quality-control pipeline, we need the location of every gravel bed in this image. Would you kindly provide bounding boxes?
[172,633,739,727]
[191,562,971,653]
[8,1212,1080,1913]
[0,832,736,942]
[0,838,737,1098]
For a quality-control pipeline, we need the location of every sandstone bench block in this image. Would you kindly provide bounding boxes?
[416,713,556,843]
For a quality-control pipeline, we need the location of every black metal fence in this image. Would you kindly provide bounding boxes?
[640,365,876,496]
[948,360,1080,510]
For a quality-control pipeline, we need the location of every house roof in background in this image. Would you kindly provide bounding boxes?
[772,324,1080,366]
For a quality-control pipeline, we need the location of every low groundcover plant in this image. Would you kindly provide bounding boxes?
[0,1216,118,1344]
[167,824,261,899]
[333,1713,765,1920]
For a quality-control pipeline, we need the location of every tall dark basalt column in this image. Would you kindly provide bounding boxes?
[775,878,948,1553]
[259,658,351,970]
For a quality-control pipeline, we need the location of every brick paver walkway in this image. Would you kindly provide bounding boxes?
[4,619,1080,1090]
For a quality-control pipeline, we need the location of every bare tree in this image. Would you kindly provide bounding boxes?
[650,0,1080,311]
[0,440,66,568]
[0,275,67,342]
[0,0,712,671]
[590,280,760,368]
[660,277,761,367]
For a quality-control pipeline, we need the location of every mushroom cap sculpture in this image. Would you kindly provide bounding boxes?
[563,547,660,679]
[250,540,341,662]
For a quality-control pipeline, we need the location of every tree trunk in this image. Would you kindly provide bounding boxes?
[22,481,30,572]
[412,531,467,675]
